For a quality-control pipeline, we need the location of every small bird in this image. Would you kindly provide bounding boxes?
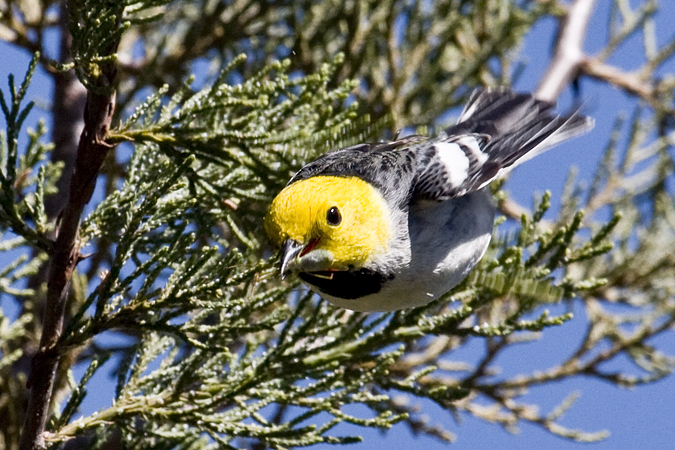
[265,88,593,311]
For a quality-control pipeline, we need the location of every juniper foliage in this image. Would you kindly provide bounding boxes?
[1,0,674,449]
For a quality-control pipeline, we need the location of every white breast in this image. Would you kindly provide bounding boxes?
[326,189,495,311]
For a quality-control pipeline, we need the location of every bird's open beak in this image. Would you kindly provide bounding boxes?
[280,239,305,279]
[279,238,334,279]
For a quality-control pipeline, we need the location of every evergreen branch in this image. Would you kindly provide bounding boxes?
[2,1,674,448]
[0,53,53,252]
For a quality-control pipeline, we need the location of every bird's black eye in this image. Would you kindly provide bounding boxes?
[326,206,342,226]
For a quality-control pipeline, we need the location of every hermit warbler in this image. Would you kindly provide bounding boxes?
[265,88,593,311]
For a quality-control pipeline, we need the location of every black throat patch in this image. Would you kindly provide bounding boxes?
[299,269,394,300]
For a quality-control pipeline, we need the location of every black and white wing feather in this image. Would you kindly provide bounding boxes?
[288,88,593,205]
[288,136,424,206]
[411,88,594,201]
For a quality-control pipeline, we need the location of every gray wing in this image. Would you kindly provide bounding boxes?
[288,137,424,207]
[411,88,594,201]
[289,89,593,205]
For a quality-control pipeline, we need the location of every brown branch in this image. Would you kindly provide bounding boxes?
[536,0,597,102]
[18,15,119,450]
[580,57,675,118]
[17,6,88,446]
[46,12,87,221]
[583,58,653,96]
[24,1,86,302]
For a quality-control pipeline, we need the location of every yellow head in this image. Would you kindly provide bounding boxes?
[265,175,392,275]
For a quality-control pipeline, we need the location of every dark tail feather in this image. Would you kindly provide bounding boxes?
[447,88,594,187]
[455,88,556,135]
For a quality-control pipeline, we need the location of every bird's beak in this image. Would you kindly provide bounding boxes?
[279,238,333,278]
[280,239,305,279]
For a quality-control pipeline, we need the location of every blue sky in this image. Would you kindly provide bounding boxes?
[1,0,674,449]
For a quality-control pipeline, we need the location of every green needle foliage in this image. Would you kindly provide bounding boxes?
[1,0,675,449]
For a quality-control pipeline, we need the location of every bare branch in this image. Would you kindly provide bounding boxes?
[581,58,675,117]
[536,0,597,101]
